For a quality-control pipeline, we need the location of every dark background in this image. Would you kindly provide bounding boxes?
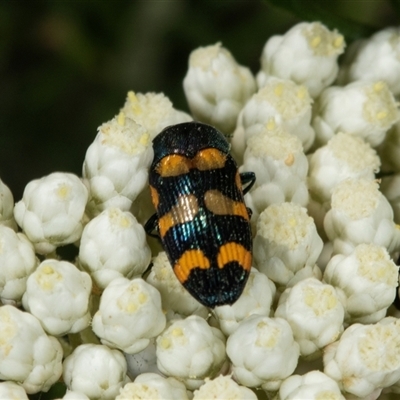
[0,0,397,201]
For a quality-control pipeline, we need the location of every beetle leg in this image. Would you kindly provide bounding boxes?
[144,213,160,239]
[240,171,256,195]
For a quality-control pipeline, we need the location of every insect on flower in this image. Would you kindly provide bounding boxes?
[145,122,255,308]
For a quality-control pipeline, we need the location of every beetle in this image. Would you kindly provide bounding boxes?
[144,121,255,308]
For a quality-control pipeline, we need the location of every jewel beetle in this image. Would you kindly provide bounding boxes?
[144,121,255,308]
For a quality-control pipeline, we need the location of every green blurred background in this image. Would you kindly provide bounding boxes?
[0,0,397,201]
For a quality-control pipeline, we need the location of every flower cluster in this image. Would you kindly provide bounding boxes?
[1,20,400,400]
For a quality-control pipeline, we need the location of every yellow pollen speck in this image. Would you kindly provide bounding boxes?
[160,337,171,349]
[42,265,54,274]
[172,327,184,337]
[333,36,344,48]
[139,133,150,146]
[374,81,385,92]
[266,118,276,130]
[377,110,388,119]
[297,87,307,99]
[288,217,297,227]
[128,91,137,102]
[311,36,321,48]
[285,153,295,166]
[274,83,284,97]
[126,303,137,313]
[138,292,147,304]
[117,112,126,126]
[56,184,70,199]
[120,216,130,228]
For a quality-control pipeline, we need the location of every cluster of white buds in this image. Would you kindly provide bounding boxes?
[3,18,400,400]
[253,202,323,290]
[0,179,16,230]
[78,207,151,289]
[0,225,38,305]
[240,126,309,225]
[0,305,63,394]
[226,315,300,392]
[92,277,166,354]
[193,375,257,400]
[312,80,399,149]
[323,243,398,324]
[156,315,227,390]
[257,22,345,98]
[278,370,345,400]
[116,373,189,400]
[338,27,400,96]
[324,178,400,256]
[83,113,153,217]
[231,76,314,160]
[307,132,380,236]
[120,91,192,139]
[62,344,130,399]
[14,172,88,254]
[183,43,256,136]
[324,317,400,398]
[275,278,344,358]
[22,259,92,336]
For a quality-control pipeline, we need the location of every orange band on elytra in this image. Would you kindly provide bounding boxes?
[217,242,252,272]
[174,249,211,283]
[204,190,249,220]
[193,148,226,171]
[156,154,191,177]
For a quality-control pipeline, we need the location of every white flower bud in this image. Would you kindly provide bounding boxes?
[193,375,257,400]
[79,208,151,289]
[308,132,380,203]
[381,173,400,223]
[278,370,345,400]
[146,251,208,319]
[0,179,17,230]
[0,381,29,399]
[83,113,153,216]
[275,278,344,357]
[312,81,400,149]
[0,226,38,305]
[257,22,345,98]
[22,259,92,336]
[231,77,314,162]
[120,91,192,139]
[0,305,63,394]
[323,243,398,324]
[213,268,276,336]
[324,318,400,398]
[307,132,380,236]
[14,172,88,254]
[92,277,166,354]
[240,128,309,222]
[254,202,323,288]
[156,315,226,390]
[116,373,189,400]
[183,43,256,136]
[378,119,400,173]
[63,344,130,400]
[324,179,400,256]
[226,315,299,391]
[338,28,400,96]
